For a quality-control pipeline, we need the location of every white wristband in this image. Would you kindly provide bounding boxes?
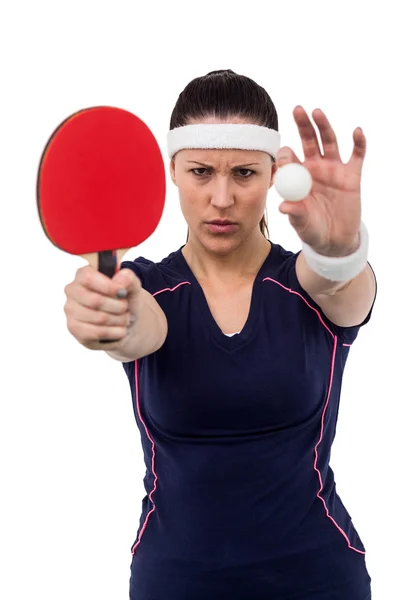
[301,221,369,282]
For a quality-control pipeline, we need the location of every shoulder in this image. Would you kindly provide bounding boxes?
[120,247,189,294]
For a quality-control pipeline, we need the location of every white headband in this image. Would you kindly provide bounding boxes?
[167,124,281,160]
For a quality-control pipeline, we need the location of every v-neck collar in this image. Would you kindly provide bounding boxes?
[175,241,278,351]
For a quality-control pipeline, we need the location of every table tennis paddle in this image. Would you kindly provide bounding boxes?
[37,105,166,343]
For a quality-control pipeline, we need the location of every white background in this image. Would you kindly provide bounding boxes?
[1,1,398,598]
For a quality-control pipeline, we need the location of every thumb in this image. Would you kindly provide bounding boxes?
[112,268,142,297]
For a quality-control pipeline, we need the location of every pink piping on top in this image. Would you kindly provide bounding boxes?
[262,277,364,555]
[131,282,191,556]
[131,277,364,557]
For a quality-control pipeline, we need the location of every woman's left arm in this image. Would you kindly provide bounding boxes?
[296,251,376,328]
[276,105,377,327]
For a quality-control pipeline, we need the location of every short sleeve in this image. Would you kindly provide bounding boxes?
[120,256,155,289]
[288,253,377,345]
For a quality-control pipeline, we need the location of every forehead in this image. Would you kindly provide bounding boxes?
[178,148,267,165]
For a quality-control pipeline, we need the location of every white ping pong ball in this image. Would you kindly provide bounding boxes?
[274,163,313,202]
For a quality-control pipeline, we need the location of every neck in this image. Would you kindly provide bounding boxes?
[182,233,271,285]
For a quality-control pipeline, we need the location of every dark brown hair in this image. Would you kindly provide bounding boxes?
[169,69,279,240]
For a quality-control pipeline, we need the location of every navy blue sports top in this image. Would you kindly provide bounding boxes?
[121,240,377,600]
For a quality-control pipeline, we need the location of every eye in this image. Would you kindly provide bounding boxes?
[235,168,255,178]
[191,168,210,177]
[190,168,255,178]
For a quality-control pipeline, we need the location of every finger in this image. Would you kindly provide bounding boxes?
[348,127,367,173]
[75,266,127,298]
[293,105,322,160]
[65,283,129,314]
[311,109,340,160]
[112,268,142,295]
[65,302,131,328]
[276,146,301,169]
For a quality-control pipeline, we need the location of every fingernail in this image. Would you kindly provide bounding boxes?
[116,288,128,299]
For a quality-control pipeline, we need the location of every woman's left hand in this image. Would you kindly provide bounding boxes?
[276,106,366,257]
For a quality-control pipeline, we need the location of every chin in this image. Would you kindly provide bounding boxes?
[201,234,243,255]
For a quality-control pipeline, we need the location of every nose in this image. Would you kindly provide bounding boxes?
[209,176,235,209]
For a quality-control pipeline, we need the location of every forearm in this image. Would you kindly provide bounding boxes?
[296,228,367,297]
[106,288,168,362]
[295,250,364,297]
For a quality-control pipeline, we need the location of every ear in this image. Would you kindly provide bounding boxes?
[269,162,278,189]
[169,159,177,186]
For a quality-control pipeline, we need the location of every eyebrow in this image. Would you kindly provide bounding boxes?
[186,161,261,168]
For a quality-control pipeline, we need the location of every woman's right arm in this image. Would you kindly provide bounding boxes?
[64,265,168,362]
[106,284,168,362]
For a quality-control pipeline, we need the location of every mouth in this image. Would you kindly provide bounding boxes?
[207,220,236,225]
[205,220,238,233]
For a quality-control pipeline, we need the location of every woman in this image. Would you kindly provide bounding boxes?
[64,70,377,599]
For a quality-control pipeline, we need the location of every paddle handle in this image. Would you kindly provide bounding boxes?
[81,249,129,345]
[98,250,119,344]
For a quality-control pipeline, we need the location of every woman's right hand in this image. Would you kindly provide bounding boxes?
[64,266,143,350]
